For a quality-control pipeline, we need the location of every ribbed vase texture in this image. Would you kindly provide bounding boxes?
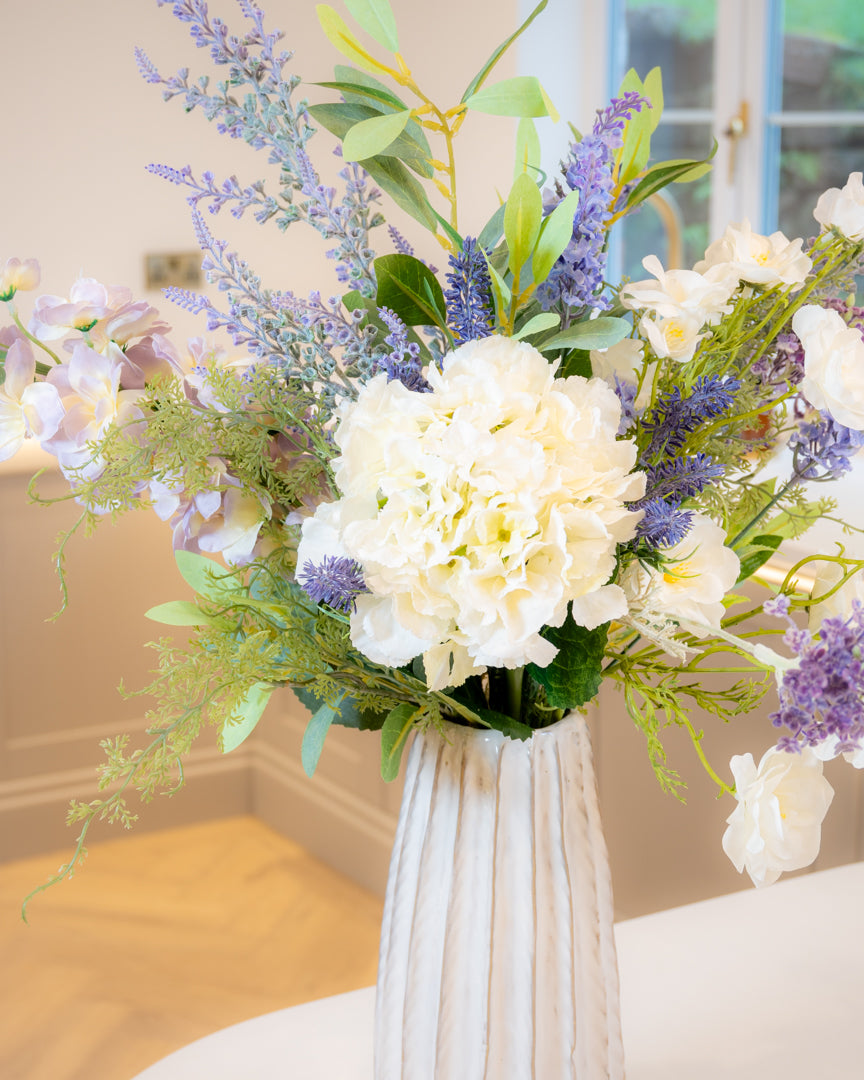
[374,713,624,1080]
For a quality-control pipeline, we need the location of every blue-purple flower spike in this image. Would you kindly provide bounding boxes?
[635,498,694,549]
[297,555,369,613]
[789,412,864,482]
[444,237,494,344]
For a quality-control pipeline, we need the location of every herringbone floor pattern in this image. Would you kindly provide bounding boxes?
[0,816,383,1080]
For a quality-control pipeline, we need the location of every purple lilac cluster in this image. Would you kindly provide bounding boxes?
[372,308,431,392]
[138,2,380,295]
[765,594,864,754]
[297,555,369,613]
[536,93,649,313]
[789,411,864,482]
[443,238,494,344]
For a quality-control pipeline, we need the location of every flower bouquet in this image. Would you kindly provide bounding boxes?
[5,0,864,1074]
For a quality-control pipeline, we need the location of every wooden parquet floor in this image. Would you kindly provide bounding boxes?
[0,815,384,1080]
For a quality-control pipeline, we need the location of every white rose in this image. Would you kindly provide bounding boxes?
[695,219,811,288]
[813,171,864,242]
[639,312,708,363]
[620,254,735,326]
[722,746,834,888]
[620,512,740,636]
[792,304,864,430]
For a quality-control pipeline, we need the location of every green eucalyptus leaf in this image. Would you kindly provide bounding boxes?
[360,155,439,229]
[144,600,213,627]
[504,172,543,279]
[483,255,511,322]
[461,0,548,102]
[617,106,653,185]
[380,703,417,782]
[514,312,560,339]
[307,102,432,177]
[538,317,631,353]
[344,0,399,53]
[317,4,385,75]
[532,189,580,285]
[174,550,242,603]
[643,67,664,132]
[527,616,608,710]
[477,203,506,250]
[342,108,412,162]
[625,144,717,210]
[374,253,447,327]
[465,75,557,119]
[315,78,408,111]
[292,685,387,731]
[514,118,541,179]
[430,209,464,250]
[301,696,344,776]
[221,682,273,753]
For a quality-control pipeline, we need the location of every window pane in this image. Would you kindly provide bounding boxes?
[782,0,864,111]
[622,1,716,108]
[775,124,864,240]
[619,123,713,277]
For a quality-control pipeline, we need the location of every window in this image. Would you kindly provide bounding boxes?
[519,0,864,273]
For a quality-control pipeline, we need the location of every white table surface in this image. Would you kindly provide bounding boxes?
[132,862,864,1079]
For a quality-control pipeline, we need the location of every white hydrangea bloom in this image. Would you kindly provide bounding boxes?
[722,746,834,888]
[792,304,864,430]
[813,171,864,242]
[298,336,646,689]
[694,219,812,288]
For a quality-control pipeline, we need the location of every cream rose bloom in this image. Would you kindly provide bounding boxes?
[695,219,811,288]
[722,746,834,888]
[639,311,708,364]
[813,171,864,242]
[620,512,740,636]
[791,304,864,430]
[620,254,735,326]
[298,336,646,689]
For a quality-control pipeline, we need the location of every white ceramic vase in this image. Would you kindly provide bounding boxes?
[374,712,624,1080]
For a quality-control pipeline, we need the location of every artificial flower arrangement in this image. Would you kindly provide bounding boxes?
[4,0,864,913]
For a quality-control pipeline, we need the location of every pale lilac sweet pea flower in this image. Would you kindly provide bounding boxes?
[42,341,143,474]
[0,339,64,461]
[153,459,267,566]
[31,278,133,340]
[0,258,41,301]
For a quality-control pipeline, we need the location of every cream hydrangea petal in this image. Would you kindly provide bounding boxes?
[569,584,628,630]
[350,594,436,668]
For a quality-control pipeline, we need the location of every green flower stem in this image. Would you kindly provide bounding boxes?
[505,666,524,722]
[679,713,735,797]
[728,472,805,549]
[7,307,62,368]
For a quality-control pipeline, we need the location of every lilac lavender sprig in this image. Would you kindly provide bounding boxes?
[788,412,864,482]
[372,308,430,392]
[443,238,494,344]
[139,2,381,294]
[765,595,864,755]
[297,555,369,613]
[537,93,649,313]
[641,375,740,461]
